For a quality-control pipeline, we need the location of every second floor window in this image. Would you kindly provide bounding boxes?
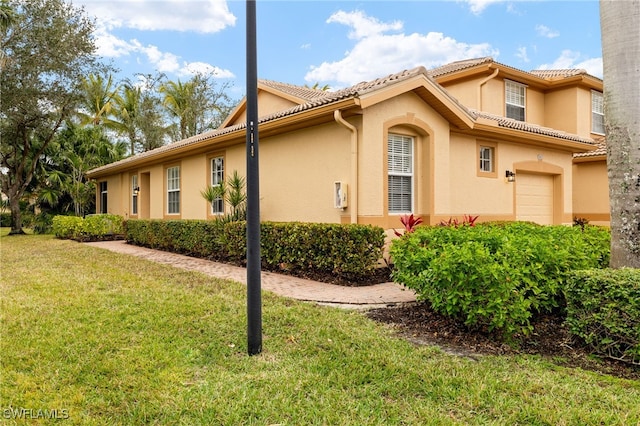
[167,166,180,214]
[505,80,526,121]
[592,91,605,134]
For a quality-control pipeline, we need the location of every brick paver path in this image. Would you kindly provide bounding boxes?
[86,240,416,308]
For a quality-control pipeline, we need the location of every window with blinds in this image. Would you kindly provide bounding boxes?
[591,91,604,134]
[211,156,224,214]
[479,146,494,172]
[131,175,138,215]
[167,166,180,214]
[388,134,413,213]
[505,80,526,121]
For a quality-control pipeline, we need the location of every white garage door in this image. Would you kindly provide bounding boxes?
[516,173,554,225]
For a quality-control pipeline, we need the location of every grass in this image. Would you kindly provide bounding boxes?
[1,232,639,425]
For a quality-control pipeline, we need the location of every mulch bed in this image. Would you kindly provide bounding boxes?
[366,302,639,380]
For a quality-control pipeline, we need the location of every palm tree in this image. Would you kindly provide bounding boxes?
[115,83,142,155]
[600,0,640,268]
[77,73,123,129]
[0,0,16,31]
[159,79,196,140]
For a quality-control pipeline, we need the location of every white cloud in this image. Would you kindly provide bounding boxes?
[77,0,236,33]
[92,22,234,79]
[327,10,403,40]
[536,50,603,78]
[179,62,235,78]
[515,46,529,63]
[535,24,560,39]
[306,10,498,86]
[463,0,505,15]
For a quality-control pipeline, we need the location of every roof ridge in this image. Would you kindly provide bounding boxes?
[258,79,330,101]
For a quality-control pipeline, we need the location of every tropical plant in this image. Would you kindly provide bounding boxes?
[0,0,105,234]
[160,72,235,141]
[200,170,247,222]
[393,213,423,237]
[76,73,122,129]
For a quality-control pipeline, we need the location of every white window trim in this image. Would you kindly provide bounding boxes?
[591,90,605,135]
[166,166,180,215]
[387,133,414,214]
[505,80,526,121]
[479,146,493,173]
[131,175,138,215]
[210,156,224,215]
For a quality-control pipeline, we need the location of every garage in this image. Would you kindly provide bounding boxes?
[516,173,554,225]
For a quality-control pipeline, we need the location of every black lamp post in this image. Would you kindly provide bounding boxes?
[246,0,262,356]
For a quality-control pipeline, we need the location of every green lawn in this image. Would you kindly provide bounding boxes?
[1,233,639,425]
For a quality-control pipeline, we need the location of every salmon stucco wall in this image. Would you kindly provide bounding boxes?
[258,122,352,223]
[572,160,610,225]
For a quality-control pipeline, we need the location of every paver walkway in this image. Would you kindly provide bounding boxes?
[86,240,416,308]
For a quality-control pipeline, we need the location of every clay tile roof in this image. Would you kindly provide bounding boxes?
[529,69,588,79]
[259,79,328,101]
[427,57,494,77]
[574,137,606,158]
[256,66,431,121]
[470,109,595,145]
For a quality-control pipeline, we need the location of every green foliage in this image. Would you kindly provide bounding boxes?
[52,214,123,241]
[565,268,640,364]
[52,215,84,239]
[200,170,247,222]
[124,220,386,281]
[1,0,105,234]
[0,212,11,227]
[391,222,611,338]
[4,235,639,425]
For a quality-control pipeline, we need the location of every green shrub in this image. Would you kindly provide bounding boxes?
[82,214,124,239]
[52,215,84,239]
[0,212,11,227]
[123,219,386,281]
[565,268,640,364]
[52,214,124,241]
[390,222,610,338]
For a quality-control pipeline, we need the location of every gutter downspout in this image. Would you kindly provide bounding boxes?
[478,68,499,111]
[334,110,358,224]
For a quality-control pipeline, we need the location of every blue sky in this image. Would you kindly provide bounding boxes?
[73,0,603,99]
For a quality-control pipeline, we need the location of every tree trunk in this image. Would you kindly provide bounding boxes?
[8,190,25,235]
[600,0,640,268]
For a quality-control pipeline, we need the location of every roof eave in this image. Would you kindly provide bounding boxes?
[469,122,596,153]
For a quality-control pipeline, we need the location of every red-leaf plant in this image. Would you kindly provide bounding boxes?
[438,214,479,228]
[393,214,423,237]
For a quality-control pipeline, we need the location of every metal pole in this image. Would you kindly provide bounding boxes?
[246,0,262,356]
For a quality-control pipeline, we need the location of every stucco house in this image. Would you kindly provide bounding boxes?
[86,57,609,231]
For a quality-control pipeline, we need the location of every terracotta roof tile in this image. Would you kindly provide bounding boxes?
[574,137,606,158]
[529,69,588,79]
[470,109,595,144]
[427,57,494,77]
[259,79,328,101]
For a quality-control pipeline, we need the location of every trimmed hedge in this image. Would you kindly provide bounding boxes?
[53,214,124,241]
[124,220,386,281]
[390,222,610,338]
[566,268,640,364]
